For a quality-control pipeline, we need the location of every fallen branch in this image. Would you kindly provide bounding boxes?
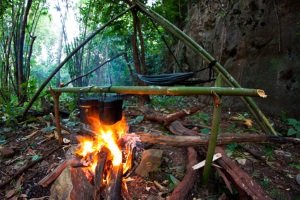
[168,120,202,136]
[122,132,300,147]
[0,146,61,189]
[169,147,198,200]
[216,147,272,200]
[140,105,205,126]
[38,157,87,187]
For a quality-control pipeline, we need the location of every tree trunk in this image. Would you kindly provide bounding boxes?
[17,0,33,103]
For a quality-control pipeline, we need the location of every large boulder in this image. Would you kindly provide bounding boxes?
[174,0,300,117]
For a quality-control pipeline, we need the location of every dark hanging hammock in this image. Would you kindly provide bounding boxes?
[137,60,217,86]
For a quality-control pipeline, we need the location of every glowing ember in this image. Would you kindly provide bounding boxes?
[76,115,129,173]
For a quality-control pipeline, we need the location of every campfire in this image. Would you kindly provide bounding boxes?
[38,97,136,199]
[76,115,131,199]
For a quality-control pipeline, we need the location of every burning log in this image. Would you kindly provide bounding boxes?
[94,151,108,200]
[106,163,123,200]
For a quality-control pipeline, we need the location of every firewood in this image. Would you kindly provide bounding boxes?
[168,147,198,200]
[122,132,300,147]
[215,147,272,200]
[140,106,204,126]
[38,157,88,187]
[168,120,202,136]
[106,164,123,200]
[94,151,108,200]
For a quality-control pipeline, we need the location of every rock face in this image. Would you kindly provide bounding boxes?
[174,0,300,117]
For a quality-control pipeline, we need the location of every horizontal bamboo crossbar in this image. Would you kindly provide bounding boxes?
[50,86,266,97]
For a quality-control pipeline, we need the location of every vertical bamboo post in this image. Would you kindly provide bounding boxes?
[50,88,63,144]
[203,75,222,184]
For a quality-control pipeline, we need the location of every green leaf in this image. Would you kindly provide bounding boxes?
[41,126,56,133]
[200,128,210,134]
[287,128,297,136]
[168,174,180,186]
[287,118,298,126]
[32,154,41,161]
[129,115,144,125]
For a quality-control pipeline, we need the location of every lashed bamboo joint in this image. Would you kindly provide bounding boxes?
[50,86,266,97]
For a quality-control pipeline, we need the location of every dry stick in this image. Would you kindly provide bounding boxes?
[216,147,272,200]
[38,157,86,187]
[0,146,61,189]
[22,5,135,118]
[63,53,125,87]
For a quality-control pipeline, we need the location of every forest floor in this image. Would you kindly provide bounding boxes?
[0,96,299,200]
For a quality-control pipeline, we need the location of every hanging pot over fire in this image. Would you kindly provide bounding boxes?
[79,94,123,126]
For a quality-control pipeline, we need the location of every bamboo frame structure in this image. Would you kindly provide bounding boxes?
[203,75,222,184]
[51,86,266,97]
[133,0,277,136]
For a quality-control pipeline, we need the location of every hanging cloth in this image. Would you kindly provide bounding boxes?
[137,60,217,86]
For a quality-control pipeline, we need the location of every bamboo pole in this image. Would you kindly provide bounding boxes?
[50,89,63,144]
[133,0,277,136]
[50,86,266,97]
[203,75,222,184]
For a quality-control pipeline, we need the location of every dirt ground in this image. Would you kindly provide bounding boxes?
[0,97,299,200]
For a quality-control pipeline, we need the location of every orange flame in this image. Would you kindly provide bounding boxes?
[76,115,128,173]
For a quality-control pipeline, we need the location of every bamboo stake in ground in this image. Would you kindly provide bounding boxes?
[203,75,222,184]
[50,89,63,144]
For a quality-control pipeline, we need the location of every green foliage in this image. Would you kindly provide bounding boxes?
[263,145,274,159]
[151,95,185,108]
[260,177,271,189]
[200,128,210,134]
[289,162,300,170]
[226,143,239,156]
[286,118,300,138]
[191,112,210,125]
[0,96,23,125]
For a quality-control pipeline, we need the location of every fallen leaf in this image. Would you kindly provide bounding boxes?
[5,189,17,199]
[243,119,253,128]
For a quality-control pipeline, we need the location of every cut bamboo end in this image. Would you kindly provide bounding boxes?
[257,89,267,98]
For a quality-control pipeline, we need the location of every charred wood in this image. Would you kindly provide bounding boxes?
[94,151,108,200]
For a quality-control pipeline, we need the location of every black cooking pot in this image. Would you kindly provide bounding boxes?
[78,97,101,125]
[99,95,123,125]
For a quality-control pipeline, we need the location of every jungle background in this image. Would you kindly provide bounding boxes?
[0,0,300,199]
